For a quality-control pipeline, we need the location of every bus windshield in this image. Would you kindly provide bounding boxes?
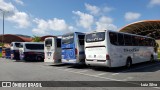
[15,43,21,47]
[62,34,74,44]
[86,32,105,42]
[25,44,44,50]
[45,39,52,46]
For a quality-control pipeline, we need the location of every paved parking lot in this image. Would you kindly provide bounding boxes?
[0,58,160,90]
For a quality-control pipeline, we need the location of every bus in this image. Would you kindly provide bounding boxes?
[19,42,44,61]
[85,30,156,68]
[10,42,22,60]
[61,32,85,64]
[44,37,61,63]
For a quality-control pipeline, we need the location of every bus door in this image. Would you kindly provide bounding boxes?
[77,35,85,61]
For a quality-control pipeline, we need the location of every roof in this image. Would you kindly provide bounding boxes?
[0,34,32,43]
[119,20,160,39]
[40,35,56,41]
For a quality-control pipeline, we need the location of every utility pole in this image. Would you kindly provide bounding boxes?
[0,9,6,49]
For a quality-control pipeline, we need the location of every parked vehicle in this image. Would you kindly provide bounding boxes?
[44,37,61,63]
[19,42,44,61]
[85,30,156,67]
[61,32,85,64]
[10,42,22,60]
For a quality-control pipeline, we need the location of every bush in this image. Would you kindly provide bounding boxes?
[0,52,2,58]
[158,52,160,59]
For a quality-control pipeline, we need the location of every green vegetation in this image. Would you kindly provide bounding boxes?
[0,52,2,58]
[32,36,41,42]
[0,43,4,47]
[158,52,160,59]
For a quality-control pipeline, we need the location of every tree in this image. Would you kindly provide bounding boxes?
[0,42,4,47]
[32,36,41,42]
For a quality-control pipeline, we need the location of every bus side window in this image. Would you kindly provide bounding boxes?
[132,36,139,46]
[118,33,124,46]
[109,32,118,45]
[20,44,23,48]
[78,35,85,45]
[146,38,150,46]
[124,34,132,46]
[141,37,146,46]
[57,39,61,47]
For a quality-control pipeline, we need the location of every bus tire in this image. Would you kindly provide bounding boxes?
[150,55,154,62]
[37,56,42,61]
[126,57,132,68]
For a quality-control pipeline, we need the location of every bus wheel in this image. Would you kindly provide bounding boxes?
[150,55,154,62]
[126,58,132,68]
[37,56,42,61]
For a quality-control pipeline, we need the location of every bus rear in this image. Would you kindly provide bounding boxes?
[61,33,77,63]
[10,42,21,60]
[85,31,111,67]
[44,37,61,63]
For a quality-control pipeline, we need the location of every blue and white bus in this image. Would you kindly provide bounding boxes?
[61,32,85,64]
[10,42,22,60]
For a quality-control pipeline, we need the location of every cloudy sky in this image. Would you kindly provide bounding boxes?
[0,0,160,36]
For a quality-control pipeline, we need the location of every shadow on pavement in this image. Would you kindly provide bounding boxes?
[92,60,160,73]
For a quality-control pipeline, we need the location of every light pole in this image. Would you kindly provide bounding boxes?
[0,9,5,49]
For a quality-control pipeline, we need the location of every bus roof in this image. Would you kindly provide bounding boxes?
[22,42,44,44]
[63,32,85,36]
[11,42,23,43]
[86,30,154,39]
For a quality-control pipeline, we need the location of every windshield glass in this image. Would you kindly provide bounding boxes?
[45,39,52,46]
[86,32,105,42]
[62,34,74,44]
[15,43,21,47]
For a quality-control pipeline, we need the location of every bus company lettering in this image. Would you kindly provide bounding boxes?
[124,48,139,52]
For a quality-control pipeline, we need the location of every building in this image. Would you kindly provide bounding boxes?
[0,34,55,48]
[119,20,160,51]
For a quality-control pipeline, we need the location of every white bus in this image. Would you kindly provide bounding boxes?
[19,42,44,61]
[44,37,61,63]
[85,30,156,67]
[10,42,22,60]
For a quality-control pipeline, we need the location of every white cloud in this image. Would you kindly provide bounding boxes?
[33,18,49,30]
[98,16,113,24]
[148,0,160,7]
[85,3,113,15]
[96,16,117,31]
[48,18,68,31]
[103,6,113,13]
[14,0,24,5]
[85,3,100,15]
[0,0,30,28]
[73,11,94,30]
[0,0,16,12]
[7,11,30,28]
[125,12,141,21]
[32,18,75,35]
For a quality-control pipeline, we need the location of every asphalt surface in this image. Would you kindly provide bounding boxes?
[0,58,160,90]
